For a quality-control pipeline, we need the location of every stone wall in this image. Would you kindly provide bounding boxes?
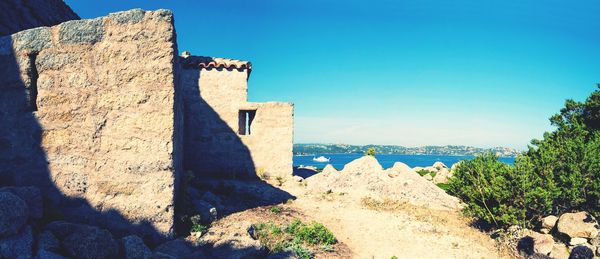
[181,59,294,179]
[0,0,79,36]
[0,9,181,242]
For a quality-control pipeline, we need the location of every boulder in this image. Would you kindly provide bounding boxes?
[322,164,338,174]
[292,175,303,182]
[121,235,152,259]
[44,221,90,240]
[541,215,558,233]
[0,191,29,238]
[527,231,555,255]
[0,225,33,259]
[36,249,69,259]
[0,186,43,220]
[433,168,451,184]
[37,230,61,253]
[192,200,218,224]
[556,212,599,239]
[432,161,447,170]
[154,239,194,258]
[549,243,570,259]
[62,225,119,259]
[389,162,413,174]
[569,245,594,259]
[341,156,383,175]
[569,237,589,246]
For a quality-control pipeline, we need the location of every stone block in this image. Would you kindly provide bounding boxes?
[109,9,146,24]
[58,18,104,44]
[12,27,52,52]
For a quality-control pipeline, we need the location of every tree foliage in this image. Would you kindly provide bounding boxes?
[449,85,600,228]
[364,147,376,156]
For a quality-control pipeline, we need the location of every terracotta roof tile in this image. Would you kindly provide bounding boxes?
[180,55,252,71]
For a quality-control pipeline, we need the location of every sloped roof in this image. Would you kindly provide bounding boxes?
[180,55,252,71]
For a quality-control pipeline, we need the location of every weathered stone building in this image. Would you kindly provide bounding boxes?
[0,7,293,242]
[181,56,293,179]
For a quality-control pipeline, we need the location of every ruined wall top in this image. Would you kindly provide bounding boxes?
[0,0,79,36]
[180,54,252,78]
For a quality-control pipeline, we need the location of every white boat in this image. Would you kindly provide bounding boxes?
[312,156,330,162]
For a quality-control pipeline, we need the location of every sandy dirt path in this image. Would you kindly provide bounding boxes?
[286,189,510,259]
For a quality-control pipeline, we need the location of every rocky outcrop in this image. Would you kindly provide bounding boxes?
[515,211,600,258]
[0,0,79,36]
[322,164,339,174]
[306,156,461,210]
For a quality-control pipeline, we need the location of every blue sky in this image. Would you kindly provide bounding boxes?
[65,0,600,149]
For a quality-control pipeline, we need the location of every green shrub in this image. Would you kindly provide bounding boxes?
[436,183,451,191]
[270,206,282,214]
[364,147,376,156]
[449,85,600,228]
[190,223,207,234]
[254,219,337,258]
[417,169,435,177]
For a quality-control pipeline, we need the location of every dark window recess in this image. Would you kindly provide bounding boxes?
[26,52,39,111]
[238,110,256,135]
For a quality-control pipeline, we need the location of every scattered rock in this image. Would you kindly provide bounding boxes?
[569,237,589,246]
[527,231,555,255]
[37,230,61,254]
[557,211,599,239]
[292,175,303,182]
[192,199,218,224]
[322,164,338,174]
[154,239,194,258]
[0,191,29,238]
[0,186,42,220]
[541,215,558,233]
[549,243,570,259]
[569,245,594,259]
[0,225,33,259]
[121,235,152,259]
[62,225,119,259]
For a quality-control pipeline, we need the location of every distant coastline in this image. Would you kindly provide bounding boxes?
[293,143,520,157]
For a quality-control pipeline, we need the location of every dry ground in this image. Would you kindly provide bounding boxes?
[197,178,513,258]
[281,181,513,259]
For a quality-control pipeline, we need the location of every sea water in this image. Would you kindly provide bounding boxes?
[294,154,515,170]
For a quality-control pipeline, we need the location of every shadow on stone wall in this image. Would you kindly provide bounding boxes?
[1,38,294,257]
[181,67,295,220]
[0,35,172,252]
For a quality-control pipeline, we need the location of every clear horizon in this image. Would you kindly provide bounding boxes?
[66,0,600,149]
